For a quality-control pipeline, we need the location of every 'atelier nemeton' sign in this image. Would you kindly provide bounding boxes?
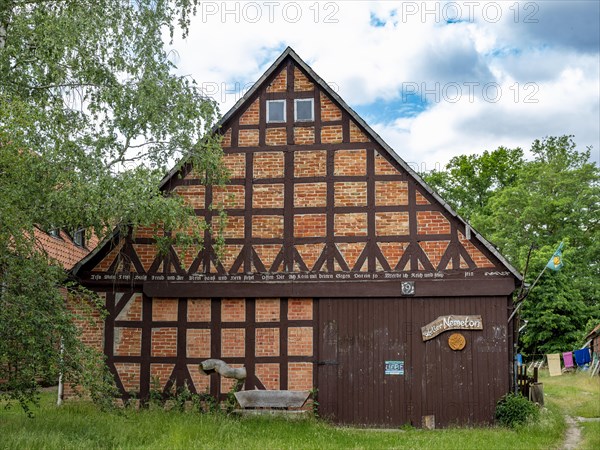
[421,315,483,341]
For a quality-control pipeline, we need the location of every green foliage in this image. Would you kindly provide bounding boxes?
[309,387,320,418]
[223,380,243,414]
[423,136,600,355]
[0,0,227,412]
[495,393,540,428]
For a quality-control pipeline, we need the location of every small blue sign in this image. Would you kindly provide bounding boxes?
[385,360,404,375]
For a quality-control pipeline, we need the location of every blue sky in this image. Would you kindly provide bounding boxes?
[169,1,600,168]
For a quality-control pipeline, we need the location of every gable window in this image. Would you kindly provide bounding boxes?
[266,100,286,123]
[48,228,61,238]
[73,228,85,247]
[294,98,314,122]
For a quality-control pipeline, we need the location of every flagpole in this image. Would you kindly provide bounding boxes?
[508,264,548,324]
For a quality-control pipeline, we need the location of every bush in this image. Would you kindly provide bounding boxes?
[495,392,540,428]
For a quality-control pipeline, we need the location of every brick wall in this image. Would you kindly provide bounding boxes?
[417,211,451,235]
[239,99,259,125]
[294,182,327,208]
[295,150,327,177]
[375,181,408,206]
[294,67,314,91]
[334,182,367,207]
[294,126,315,145]
[253,184,284,209]
[334,149,366,175]
[294,214,327,237]
[266,128,287,146]
[320,93,342,121]
[375,212,410,236]
[254,152,285,178]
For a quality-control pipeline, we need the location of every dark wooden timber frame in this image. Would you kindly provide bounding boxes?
[73,47,522,426]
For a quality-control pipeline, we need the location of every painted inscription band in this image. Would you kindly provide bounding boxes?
[421,315,483,341]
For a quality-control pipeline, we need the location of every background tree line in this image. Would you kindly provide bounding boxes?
[423,136,600,357]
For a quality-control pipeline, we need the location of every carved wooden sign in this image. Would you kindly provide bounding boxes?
[421,315,483,341]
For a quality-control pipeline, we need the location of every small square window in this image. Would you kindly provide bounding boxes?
[295,98,314,122]
[73,228,85,247]
[48,228,60,238]
[267,100,286,123]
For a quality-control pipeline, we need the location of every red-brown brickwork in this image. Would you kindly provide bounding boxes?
[221,245,244,272]
[288,362,313,390]
[374,152,399,175]
[172,245,197,269]
[68,294,105,353]
[221,128,232,148]
[221,364,245,392]
[288,327,313,356]
[416,190,431,205]
[334,213,368,236]
[254,152,285,178]
[186,329,211,358]
[151,328,177,357]
[150,363,175,390]
[266,69,287,93]
[213,215,245,239]
[239,99,260,125]
[417,211,451,235]
[265,127,287,146]
[132,244,158,272]
[173,185,206,209]
[321,125,343,144]
[253,244,281,271]
[152,298,178,322]
[187,299,211,322]
[253,215,284,239]
[238,129,259,147]
[419,241,450,269]
[213,185,245,209]
[256,298,280,322]
[255,363,280,390]
[336,243,366,271]
[320,93,342,121]
[295,244,324,271]
[294,67,314,91]
[223,153,245,179]
[349,121,370,143]
[334,182,367,207]
[221,329,245,357]
[133,226,155,239]
[334,149,366,176]
[294,182,327,208]
[294,214,327,237]
[187,364,210,393]
[375,181,408,206]
[255,328,279,357]
[294,126,315,145]
[294,150,327,178]
[114,363,140,392]
[375,212,410,236]
[458,232,495,268]
[253,184,284,209]
[378,242,408,269]
[115,293,143,321]
[114,327,142,357]
[94,241,124,271]
[221,299,245,322]
[288,298,312,320]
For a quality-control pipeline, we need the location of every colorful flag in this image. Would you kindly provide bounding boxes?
[546,242,564,271]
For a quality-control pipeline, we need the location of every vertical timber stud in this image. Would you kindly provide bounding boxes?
[139,294,152,403]
[326,122,335,272]
[175,298,188,389]
[244,150,253,272]
[284,61,295,271]
[210,298,222,398]
[245,299,256,390]
[313,298,319,393]
[367,148,376,272]
[280,298,289,389]
[408,181,418,270]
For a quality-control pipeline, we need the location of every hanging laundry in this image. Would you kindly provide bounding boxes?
[562,351,574,369]
[574,348,591,366]
[517,353,523,366]
[547,353,562,376]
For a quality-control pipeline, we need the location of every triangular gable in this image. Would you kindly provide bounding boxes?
[73,47,521,281]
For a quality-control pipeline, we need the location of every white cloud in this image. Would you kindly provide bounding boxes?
[167,1,600,166]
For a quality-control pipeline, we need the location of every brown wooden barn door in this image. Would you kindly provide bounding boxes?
[317,298,408,426]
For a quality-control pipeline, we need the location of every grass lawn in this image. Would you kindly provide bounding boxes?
[0,371,597,450]
[541,369,600,449]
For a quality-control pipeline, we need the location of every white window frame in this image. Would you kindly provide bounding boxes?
[294,98,314,122]
[73,228,85,247]
[266,99,286,123]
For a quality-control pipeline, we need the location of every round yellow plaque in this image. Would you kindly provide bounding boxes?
[448,333,466,351]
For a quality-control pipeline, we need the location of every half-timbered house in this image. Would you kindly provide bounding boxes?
[72,47,522,427]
